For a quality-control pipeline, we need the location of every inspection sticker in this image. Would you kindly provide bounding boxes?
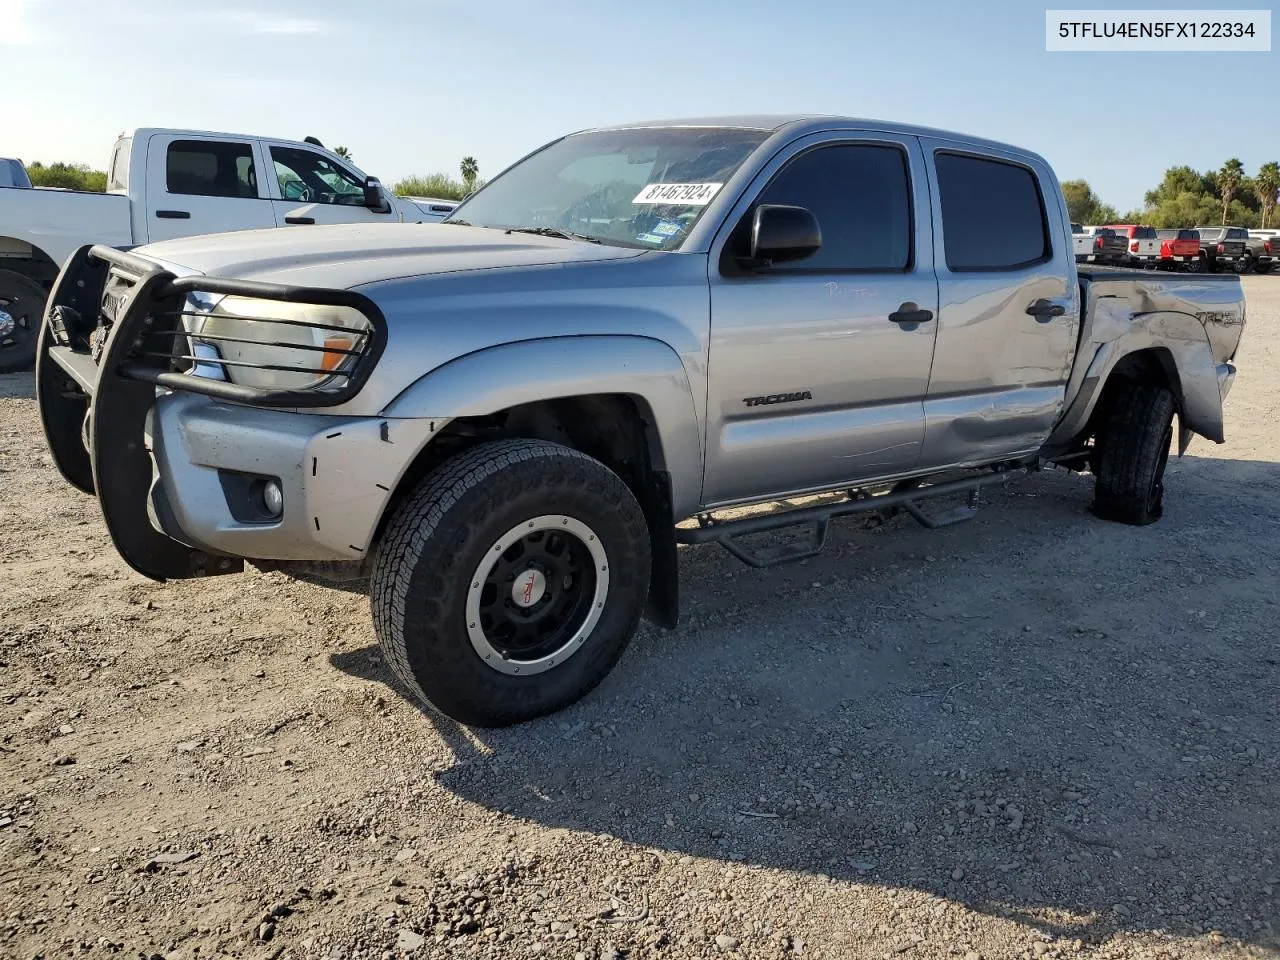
[633,182,723,205]
[651,220,683,237]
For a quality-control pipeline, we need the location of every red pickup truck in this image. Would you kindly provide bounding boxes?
[1156,228,1201,271]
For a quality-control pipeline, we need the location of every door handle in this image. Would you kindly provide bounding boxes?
[1026,298,1066,320]
[155,210,190,219]
[887,302,934,325]
[284,215,316,225]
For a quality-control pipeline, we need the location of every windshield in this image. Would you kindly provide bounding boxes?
[446,127,770,250]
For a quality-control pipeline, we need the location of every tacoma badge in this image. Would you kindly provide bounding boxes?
[743,391,813,407]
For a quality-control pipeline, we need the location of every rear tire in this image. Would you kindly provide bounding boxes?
[0,269,47,374]
[370,439,651,727]
[1237,254,1253,274]
[1092,384,1176,527]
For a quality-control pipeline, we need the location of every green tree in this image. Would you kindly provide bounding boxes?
[1143,166,1212,208]
[1145,191,1221,229]
[333,146,352,160]
[1061,179,1116,225]
[1217,159,1245,225]
[393,173,468,201]
[1255,161,1280,228]
[25,161,107,192]
[460,156,479,193]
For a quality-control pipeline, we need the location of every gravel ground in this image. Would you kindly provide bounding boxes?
[2,277,1277,960]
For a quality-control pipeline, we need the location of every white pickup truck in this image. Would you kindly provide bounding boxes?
[0,129,456,372]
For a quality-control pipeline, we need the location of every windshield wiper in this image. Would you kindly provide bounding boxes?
[504,226,601,244]
[441,218,471,226]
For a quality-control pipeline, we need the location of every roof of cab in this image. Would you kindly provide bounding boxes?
[584,115,1036,158]
[118,128,338,153]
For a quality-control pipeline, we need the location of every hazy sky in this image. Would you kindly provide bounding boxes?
[3,0,1276,210]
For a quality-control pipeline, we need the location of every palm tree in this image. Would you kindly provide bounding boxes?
[1218,158,1244,224]
[334,146,353,161]
[1256,161,1280,229]
[460,156,479,193]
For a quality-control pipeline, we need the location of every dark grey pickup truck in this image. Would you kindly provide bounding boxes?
[1242,231,1276,273]
[1194,226,1248,271]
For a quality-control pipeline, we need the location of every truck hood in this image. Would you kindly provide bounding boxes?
[133,222,644,289]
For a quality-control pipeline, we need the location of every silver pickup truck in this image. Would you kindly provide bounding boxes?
[36,116,1246,727]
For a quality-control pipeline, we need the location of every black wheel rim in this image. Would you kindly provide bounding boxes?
[479,529,596,659]
[465,515,610,675]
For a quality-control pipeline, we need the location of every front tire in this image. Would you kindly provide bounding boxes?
[0,269,47,374]
[370,439,651,727]
[1092,384,1176,526]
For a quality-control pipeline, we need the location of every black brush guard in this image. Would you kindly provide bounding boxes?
[36,244,387,582]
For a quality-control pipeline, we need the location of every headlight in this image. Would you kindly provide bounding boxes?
[181,294,371,391]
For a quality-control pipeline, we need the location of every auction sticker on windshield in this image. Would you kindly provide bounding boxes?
[633,183,723,205]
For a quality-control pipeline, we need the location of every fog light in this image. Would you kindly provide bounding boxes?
[262,480,284,518]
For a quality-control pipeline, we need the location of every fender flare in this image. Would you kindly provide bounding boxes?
[1046,309,1227,453]
[382,335,705,517]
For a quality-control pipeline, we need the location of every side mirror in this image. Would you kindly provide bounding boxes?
[746,204,821,268]
[363,176,391,214]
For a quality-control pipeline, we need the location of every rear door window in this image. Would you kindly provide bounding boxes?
[935,153,1050,270]
[166,140,259,198]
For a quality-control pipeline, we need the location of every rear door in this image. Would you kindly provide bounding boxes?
[918,143,1080,470]
[144,135,276,242]
[703,132,939,505]
[263,143,394,227]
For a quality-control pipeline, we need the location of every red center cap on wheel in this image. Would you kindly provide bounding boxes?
[512,569,547,608]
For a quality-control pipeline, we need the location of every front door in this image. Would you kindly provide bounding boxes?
[703,134,939,506]
[144,135,277,243]
[264,144,394,227]
[918,142,1079,470]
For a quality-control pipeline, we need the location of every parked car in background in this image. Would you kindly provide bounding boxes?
[0,128,454,372]
[37,115,1245,726]
[1243,230,1277,274]
[1193,226,1248,272]
[401,196,460,220]
[1104,224,1160,267]
[1072,225,1127,264]
[1156,228,1202,270]
[0,158,33,189]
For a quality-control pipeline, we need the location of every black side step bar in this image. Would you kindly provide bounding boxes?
[676,468,1025,569]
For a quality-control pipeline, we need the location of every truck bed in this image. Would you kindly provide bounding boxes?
[1077,264,1240,282]
[1075,264,1245,391]
[0,186,131,270]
